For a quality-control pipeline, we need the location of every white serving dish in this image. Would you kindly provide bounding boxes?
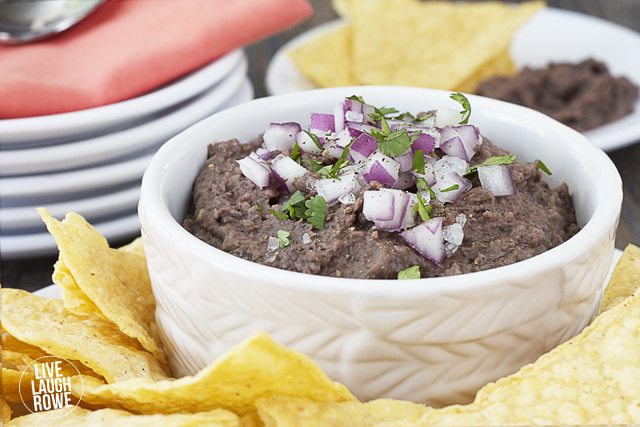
[0,57,247,176]
[139,87,622,405]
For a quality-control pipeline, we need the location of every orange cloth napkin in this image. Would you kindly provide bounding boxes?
[0,0,312,118]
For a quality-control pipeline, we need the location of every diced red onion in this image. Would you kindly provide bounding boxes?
[387,120,413,131]
[310,113,335,133]
[393,171,415,190]
[410,132,437,153]
[400,218,445,264]
[255,147,274,160]
[342,98,375,124]
[432,173,471,203]
[396,150,414,172]
[296,131,324,154]
[350,132,378,163]
[314,173,359,205]
[374,189,411,231]
[400,193,418,230]
[270,154,308,192]
[325,141,345,158]
[236,156,270,188]
[346,121,376,134]
[411,156,437,186]
[477,165,516,197]
[434,155,468,179]
[363,190,395,221]
[345,110,364,123]
[435,108,462,128]
[441,125,481,160]
[333,128,353,148]
[362,152,400,187]
[263,122,301,151]
[249,151,270,168]
[334,103,346,132]
[348,127,363,138]
[439,136,469,161]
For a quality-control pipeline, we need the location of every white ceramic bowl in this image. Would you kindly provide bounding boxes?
[139,87,622,405]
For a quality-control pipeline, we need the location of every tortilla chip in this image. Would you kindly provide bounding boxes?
[455,48,516,93]
[38,209,165,364]
[289,26,356,88]
[73,333,355,419]
[256,248,640,425]
[348,0,543,90]
[52,260,101,317]
[6,407,240,427]
[2,368,31,403]
[599,244,640,313]
[257,396,428,427]
[1,289,167,383]
[119,237,145,257]
[2,398,11,424]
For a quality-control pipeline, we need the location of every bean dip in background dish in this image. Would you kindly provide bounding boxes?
[476,59,639,131]
[183,95,579,279]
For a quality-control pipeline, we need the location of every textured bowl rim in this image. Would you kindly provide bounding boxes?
[140,86,622,297]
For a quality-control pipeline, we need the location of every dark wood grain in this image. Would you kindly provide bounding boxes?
[2,0,639,291]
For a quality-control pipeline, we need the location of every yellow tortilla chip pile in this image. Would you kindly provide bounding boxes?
[3,209,640,425]
[289,0,544,91]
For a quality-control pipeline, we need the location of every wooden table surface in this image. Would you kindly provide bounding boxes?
[2,0,639,292]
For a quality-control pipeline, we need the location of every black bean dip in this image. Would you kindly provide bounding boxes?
[476,59,639,131]
[183,95,579,279]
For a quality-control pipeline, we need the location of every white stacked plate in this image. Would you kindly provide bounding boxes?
[0,49,255,259]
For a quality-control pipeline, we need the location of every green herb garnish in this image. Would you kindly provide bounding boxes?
[278,191,307,219]
[465,155,517,175]
[370,106,399,122]
[398,265,421,280]
[320,142,352,179]
[440,184,460,193]
[307,158,325,172]
[290,143,301,163]
[415,193,432,221]
[270,209,289,220]
[346,94,366,103]
[415,111,435,122]
[416,178,436,199]
[303,130,323,149]
[277,230,291,248]
[304,195,327,229]
[377,129,413,157]
[450,92,472,125]
[393,111,415,121]
[412,150,425,174]
[536,159,552,175]
[255,203,264,214]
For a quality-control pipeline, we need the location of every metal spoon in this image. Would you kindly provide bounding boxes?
[0,0,105,44]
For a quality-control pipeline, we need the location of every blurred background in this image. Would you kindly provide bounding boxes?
[1,0,639,290]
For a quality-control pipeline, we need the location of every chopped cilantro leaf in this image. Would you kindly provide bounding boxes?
[416,178,436,199]
[380,118,391,135]
[415,111,435,122]
[277,230,290,248]
[290,143,301,163]
[415,193,432,221]
[465,155,517,175]
[317,164,334,178]
[255,203,264,214]
[398,265,421,280]
[305,195,327,229]
[270,209,288,220]
[322,142,352,179]
[536,159,552,175]
[280,191,306,219]
[303,130,323,149]
[412,150,425,174]
[369,127,388,140]
[393,111,415,121]
[347,95,365,103]
[307,158,325,172]
[377,129,412,157]
[450,92,472,124]
[440,184,460,193]
[370,106,399,122]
